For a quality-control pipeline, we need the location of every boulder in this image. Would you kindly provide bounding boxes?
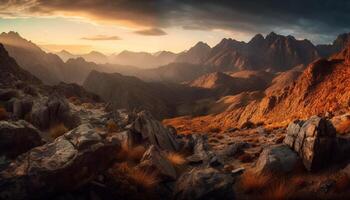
[254,144,299,174]
[174,167,235,200]
[0,120,43,159]
[284,116,336,171]
[138,145,177,180]
[186,134,214,165]
[219,142,249,157]
[130,111,179,151]
[12,98,33,119]
[31,95,73,129]
[0,123,120,199]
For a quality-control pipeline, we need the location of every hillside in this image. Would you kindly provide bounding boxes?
[0,32,65,84]
[165,44,350,132]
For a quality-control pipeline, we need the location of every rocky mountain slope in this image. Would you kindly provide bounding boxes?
[175,42,211,64]
[0,32,65,85]
[165,44,350,132]
[0,44,41,86]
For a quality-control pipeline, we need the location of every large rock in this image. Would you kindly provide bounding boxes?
[174,167,235,200]
[0,120,43,159]
[186,134,214,165]
[0,123,120,199]
[12,97,33,119]
[30,95,74,129]
[284,116,336,171]
[138,145,177,180]
[130,111,179,151]
[254,144,299,174]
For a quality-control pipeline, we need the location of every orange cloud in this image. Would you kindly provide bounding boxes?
[81,35,121,41]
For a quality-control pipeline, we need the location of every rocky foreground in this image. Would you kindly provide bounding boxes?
[0,81,350,200]
[0,43,350,199]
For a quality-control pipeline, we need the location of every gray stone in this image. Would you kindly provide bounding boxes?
[0,123,120,199]
[31,95,72,129]
[284,116,336,171]
[138,145,177,180]
[254,144,299,174]
[0,120,43,159]
[174,167,235,200]
[131,111,179,151]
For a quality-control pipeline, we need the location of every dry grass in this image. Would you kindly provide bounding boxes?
[49,123,68,139]
[334,173,350,192]
[240,170,271,193]
[113,162,159,189]
[262,181,291,200]
[129,168,159,189]
[0,107,8,120]
[335,119,350,135]
[166,152,186,166]
[107,120,118,133]
[116,144,146,162]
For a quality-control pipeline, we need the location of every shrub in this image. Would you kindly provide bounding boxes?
[0,107,8,120]
[240,171,271,193]
[49,123,68,139]
[166,152,186,166]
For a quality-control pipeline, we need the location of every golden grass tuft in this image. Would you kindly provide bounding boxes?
[113,162,159,189]
[166,152,186,166]
[262,181,291,200]
[107,120,118,133]
[240,171,271,193]
[116,144,146,162]
[0,107,8,120]
[49,123,68,139]
[335,119,350,135]
[128,168,159,189]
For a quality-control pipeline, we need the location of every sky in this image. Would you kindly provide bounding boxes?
[1,0,350,54]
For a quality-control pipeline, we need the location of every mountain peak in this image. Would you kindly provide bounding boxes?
[249,34,265,44]
[193,41,210,49]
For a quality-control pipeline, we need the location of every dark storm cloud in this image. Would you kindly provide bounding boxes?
[134,28,167,36]
[2,0,350,42]
[81,35,121,41]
